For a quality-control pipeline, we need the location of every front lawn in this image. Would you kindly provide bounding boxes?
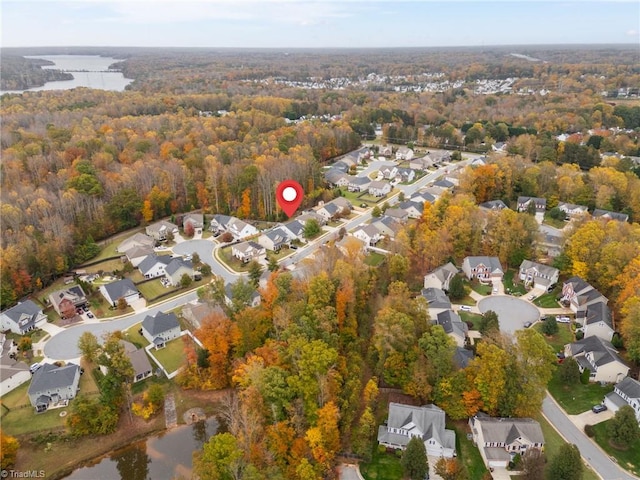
[503,270,526,295]
[450,420,489,480]
[137,278,178,300]
[122,324,150,349]
[459,311,483,330]
[543,213,567,229]
[534,286,562,308]
[533,322,573,352]
[151,338,186,374]
[592,420,640,476]
[469,281,492,296]
[360,446,403,480]
[547,369,613,415]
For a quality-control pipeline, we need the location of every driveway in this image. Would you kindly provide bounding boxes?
[571,409,614,430]
[337,464,363,480]
[477,296,540,334]
[542,394,638,480]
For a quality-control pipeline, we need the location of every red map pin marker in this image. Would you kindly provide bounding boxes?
[276,180,304,218]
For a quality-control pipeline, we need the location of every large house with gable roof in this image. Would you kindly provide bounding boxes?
[1,301,48,335]
[604,377,640,423]
[461,256,504,281]
[141,311,181,349]
[519,260,559,292]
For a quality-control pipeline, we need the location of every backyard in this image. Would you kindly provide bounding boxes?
[592,420,640,476]
[450,420,489,480]
[364,252,386,267]
[150,337,187,374]
[360,446,403,480]
[137,278,179,301]
[503,270,527,295]
[0,382,69,436]
[546,369,613,415]
[534,321,573,352]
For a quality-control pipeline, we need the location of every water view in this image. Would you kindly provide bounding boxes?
[1,55,133,94]
[64,418,218,480]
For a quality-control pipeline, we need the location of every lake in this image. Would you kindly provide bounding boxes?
[1,55,133,94]
[64,417,218,480]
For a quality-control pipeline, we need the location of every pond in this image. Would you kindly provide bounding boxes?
[64,417,218,480]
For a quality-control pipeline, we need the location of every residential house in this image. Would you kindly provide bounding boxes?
[347,176,371,192]
[99,279,140,307]
[454,347,474,369]
[423,263,458,291]
[582,301,615,341]
[331,197,353,212]
[518,260,559,292]
[538,224,564,257]
[604,377,640,423]
[565,336,629,383]
[558,202,588,219]
[371,217,402,240]
[380,165,398,180]
[593,209,629,223]
[183,213,205,232]
[0,346,30,396]
[435,310,468,347]
[125,245,155,267]
[48,285,87,319]
[120,340,153,383]
[316,202,340,221]
[258,228,290,252]
[232,241,266,263]
[164,258,195,286]
[492,142,507,152]
[422,186,444,200]
[379,145,393,157]
[324,169,350,187]
[146,220,179,242]
[395,146,415,161]
[210,214,233,234]
[383,208,409,223]
[138,254,172,279]
[409,156,434,171]
[116,233,154,254]
[28,363,81,412]
[1,300,48,335]
[336,236,367,257]
[368,181,392,197]
[469,415,544,469]
[182,300,226,329]
[352,224,383,246]
[377,403,456,457]
[411,191,436,204]
[479,200,509,211]
[398,200,424,219]
[280,220,305,242]
[297,212,327,227]
[224,283,261,309]
[141,312,181,349]
[517,196,547,216]
[227,217,258,239]
[332,156,356,173]
[461,256,504,281]
[561,277,608,317]
[421,287,452,317]
[397,168,416,183]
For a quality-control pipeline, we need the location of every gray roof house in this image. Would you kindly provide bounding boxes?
[99,279,140,307]
[165,258,195,286]
[435,310,468,347]
[383,208,409,223]
[378,403,456,457]
[28,363,81,412]
[183,213,205,230]
[347,176,371,192]
[421,288,452,317]
[116,233,154,254]
[479,200,509,211]
[519,260,559,291]
[561,277,608,316]
[352,224,383,246]
[582,301,615,342]
[398,200,424,219]
[141,312,181,349]
[1,300,48,335]
[280,220,305,242]
[461,256,504,281]
[469,415,544,469]
[182,300,226,329]
[125,245,155,267]
[565,335,629,384]
[604,377,640,423]
[593,209,629,223]
[258,228,290,252]
[325,169,350,187]
[368,180,392,197]
[138,254,172,278]
[120,340,153,382]
[423,262,458,291]
[232,241,266,263]
[517,196,547,213]
[146,220,179,241]
[558,202,588,219]
[1,349,30,396]
[454,347,474,369]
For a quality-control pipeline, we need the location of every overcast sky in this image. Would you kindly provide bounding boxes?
[2,1,639,49]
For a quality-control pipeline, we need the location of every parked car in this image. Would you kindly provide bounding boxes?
[87,312,94,319]
[459,305,472,312]
[556,316,571,323]
[528,294,536,300]
[592,404,607,414]
[492,287,499,294]
[30,363,41,374]
[524,321,532,328]
[360,203,368,208]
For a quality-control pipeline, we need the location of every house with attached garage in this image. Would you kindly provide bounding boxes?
[1,300,48,335]
[324,169,350,188]
[146,220,179,241]
[604,377,640,423]
[564,335,629,383]
[48,285,88,319]
[469,414,544,469]
[116,232,154,254]
[518,260,559,292]
[411,191,436,205]
[182,300,226,329]
[398,200,424,219]
[479,200,509,211]
[424,262,458,292]
[164,258,195,286]
[517,196,547,223]
[182,212,204,232]
[368,180,392,197]
[561,277,608,318]
[258,228,290,252]
[141,312,181,349]
[210,215,258,240]
[421,287,453,317]
[232,241,266,263]
[397,168,416,183]
[409,156,434,171]
[592,209,629,223]
[581,301,615,342]
[383,208,409,224]
[100,279,140,307]
[297,211,327,227]
[377,403,456,457]
[279,220,305,242]
[462,256,504,281]
[125,245,155,268]
[120,340,153,383]
[352,224,383,246]
[138,254,172,279]
[395,146,414,161]
[558,202,588,219]
[435,310,468,347]
[371,216,402,240]
[0,340,30,396]
[380,165,398,180]
[28,363,81,412]
[347,176,371,192]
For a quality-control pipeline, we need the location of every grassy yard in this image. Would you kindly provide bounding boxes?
[459,311,483,330]
[503,270,527,295]
[450,420,489,480]
[79,361,101,395]
[547,370,613,414]
[217,246,256,273]
[536,413,599,480]
[469,281,492,296]
[365,252,386,267]
[87,294,132,319]
[360,446,403,480]
[137,278,177,300]
[151,338,186,374]
[123,324,150,349]
[592,420,640,476]
[543,213,568,229]
[534,285,562,308]
[89,239,120,262]
[84,258,126,275]
[0,383,67,436]
[533,322,573,352]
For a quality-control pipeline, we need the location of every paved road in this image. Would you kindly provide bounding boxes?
[43,290,199,360]
[542,394,638,480]
[172,239,241,284]
[477,295,540,334]
[337,464,363,480]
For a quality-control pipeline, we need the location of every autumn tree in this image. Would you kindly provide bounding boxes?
[78,331,100,363]
[479,310,500,335]
[194,432,246,480]
[0,429,19,469]
[520,448,545,480]
[306,401,341,473]
[402,437,429,480]
[435,457,468,480]
[248,260,263,288]
[558,357,580,385]
[303,218,321,239]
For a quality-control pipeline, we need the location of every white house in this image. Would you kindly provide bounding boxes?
[380,165,398,180]
[368,181,392,197]
[141,312,181,349]
[258,228,290,252]
[424,263,458,291]
[377,403,456,457]
[469,415,544,469]
[604,377,640,423]
[395,146,415,161]
[232,241,266,263]
[462,256,504,281]
[138,254,172,279]
[325,170,350,187]
[347,176,371,192]
[116,233,154,254]
[558,202,588,219]
[1,300,48,335]
[99,279,140,307]
[565,336,629,384]
[280,220,305,242]
[397,168,416,183]
[210,215,258,239]
[592,209,629,223]
[352,224,383,246]
[519,260,559,292]
[398,200,424,219]
[146,220,179,241]
[28,363,81,412]
[409,156,434,171]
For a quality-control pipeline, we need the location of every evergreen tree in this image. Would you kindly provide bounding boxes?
[401,437,429,480]
[448,275,466,300]
[608,405,640,446]
[558,357,580,385]
[479,310,500,335]
[547,443,582,480]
